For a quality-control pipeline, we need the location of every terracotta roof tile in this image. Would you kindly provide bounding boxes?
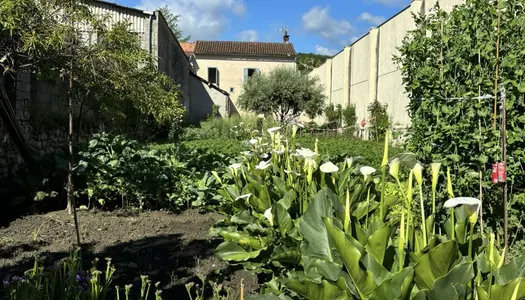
[194,41,296,57]
[180,42,195,56]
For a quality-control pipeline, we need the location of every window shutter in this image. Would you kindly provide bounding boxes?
[243,68,249,83]
[216,68,219,87]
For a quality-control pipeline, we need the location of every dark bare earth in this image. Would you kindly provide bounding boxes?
[0,209,258,299]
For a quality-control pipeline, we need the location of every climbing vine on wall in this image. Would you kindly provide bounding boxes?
[395,0,525,249]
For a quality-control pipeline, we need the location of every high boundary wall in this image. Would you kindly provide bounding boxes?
[309,0,465,129]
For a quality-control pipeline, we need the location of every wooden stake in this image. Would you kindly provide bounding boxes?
[240,278,245,300]
[501,87,508,263]
[493,0,501,129]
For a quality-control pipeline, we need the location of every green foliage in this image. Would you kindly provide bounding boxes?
[368,100,390,141]
[342,104,357,129]
[324,104,342,129]
[0,0,185,134]
[395,0,525,245]
[181,115,279,141]
[76,134,226,211]
[211,129,525,299]
[2,251,164,300]
[238,67,325,123]
[296,53,331,73]
[158,5,191,42]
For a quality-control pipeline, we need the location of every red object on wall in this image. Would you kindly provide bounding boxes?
[360,119,366,127]
[497,162,507,183]
[491,163,499,184]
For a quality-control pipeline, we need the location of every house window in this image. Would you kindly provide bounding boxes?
[243,68,260,82]
[230,87,234,93]
[208,67,218,85]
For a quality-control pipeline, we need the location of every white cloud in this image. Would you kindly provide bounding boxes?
[359,12,386,26]
[315,45,338,56]
[239,30,258,42]
[370,0,409,7]
[138,0,246,40]
[302,6,354,41]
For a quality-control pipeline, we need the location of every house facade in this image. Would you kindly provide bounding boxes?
[191,40,297,115]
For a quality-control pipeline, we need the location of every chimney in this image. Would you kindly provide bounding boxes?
[283,28,290,43]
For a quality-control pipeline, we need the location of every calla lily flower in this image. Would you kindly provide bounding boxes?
[292,122,304,138]
[273,145,285,155]
[360,166,376,176]
[241,151,253,157]
[320,161,339,173]
[430,162,441,190]
[413,163,423,185]
[260,153,270,159]
[294,148,317,159]
[229,163,242,170]
[249,138,258,145]
[235,194,252,201]
[267,127,281,133]
[389,158,400,181]
[264,207,274,226]
[345,156,363,169]
[443,197,481,224]
[256,160,272,170]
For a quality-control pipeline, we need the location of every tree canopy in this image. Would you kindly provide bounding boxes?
[158,6,191,43]
[238,66,325,123]
[296,53,331,73]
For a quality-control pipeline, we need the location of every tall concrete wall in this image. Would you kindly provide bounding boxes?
[309,0,465,128]
[188,75,230,123]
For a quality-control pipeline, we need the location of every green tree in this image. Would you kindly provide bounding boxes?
[367,100,390,141]
[158,5,191,42]
[296,53,331,73]
[325,103,342,129]
[1,0,185,217]
[238,66,325,123]
[342,104,357,129]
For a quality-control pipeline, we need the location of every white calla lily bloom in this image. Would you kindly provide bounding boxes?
[267,127,281,133]
[256,160,272,170]
[389,158,400,180]
[229,163,242,170]
[249,138,258,145]
[443,197,482,224]
[273,145,285,155]
[264,207,274,226]
[294,148,317,159]
[320,161,339,173]
[360,166,377,176]
[241,151,253,156]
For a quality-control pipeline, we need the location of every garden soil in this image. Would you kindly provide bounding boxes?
[0,209,259,299]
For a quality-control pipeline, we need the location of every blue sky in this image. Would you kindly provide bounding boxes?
[114,0,411,55]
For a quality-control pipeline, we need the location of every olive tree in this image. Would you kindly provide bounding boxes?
[238,66,325,123]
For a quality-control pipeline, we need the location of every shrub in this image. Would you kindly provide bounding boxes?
[238,66,325,122]
[367,99,390,141]
[76,134,226,211]
[342,104,357,129]
[324,103,342,129]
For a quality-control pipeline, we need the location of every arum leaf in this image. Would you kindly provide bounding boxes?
[217,231,269,250]
[215,241,263,261]
[413,240,460,290]
[495,255,525,284]
[424,261,474,300]
[273,203,293,237]
[365,224,393,265]
[298,188,342,281]
[370,267,415,300]
[489,277,525,300]
[285,278,348,300]
[322,217,377,298]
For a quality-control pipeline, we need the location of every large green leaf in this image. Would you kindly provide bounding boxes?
[495,255,525,284]
[424,261,474,300]
[413,240,460,290]
[271,246,301,265]
[365,224,393,265]
[487,277,525,300]
[215,241,263,261]
[273,202,293,237]
[323,217,377,298]
[370,267,414,300]
[217,231,269,250]
[298,188,343,281]
[285,278,349,300]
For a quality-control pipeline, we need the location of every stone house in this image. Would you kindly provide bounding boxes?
[186,38,297,116]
